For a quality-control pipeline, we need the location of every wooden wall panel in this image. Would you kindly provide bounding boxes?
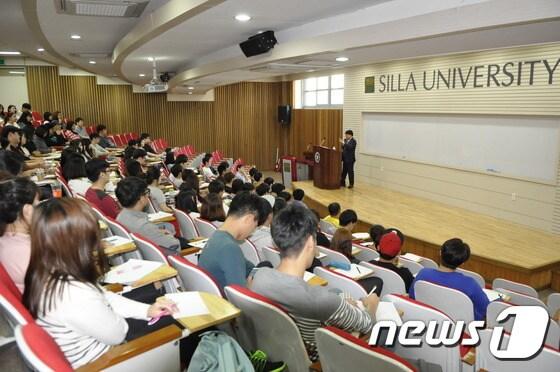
[288,109,343,157]
[26,66,291,170]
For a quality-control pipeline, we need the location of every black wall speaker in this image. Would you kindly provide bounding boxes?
[239,31,277,57]
[278,105,291,125]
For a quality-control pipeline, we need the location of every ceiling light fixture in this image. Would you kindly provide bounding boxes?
[139,73,145,77]
[335,56,349,62]
[37,48,45,52]
[187,86,194,90]
[0,51,21,55]
[88,60,96,64]
[9,71,25,74]
[147,57,154,62]
[70,34,82,40]
[234,14,251,22]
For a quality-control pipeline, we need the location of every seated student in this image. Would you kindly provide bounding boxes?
[216,161,230,182]
[208,179,230,212]
[140,133,157,155]
[90,133,109,158]
[322,202,341,228]
[263,176,274,186]
[163,148,175,166]
[175,189,199,216]
[223,172,235,193]
[310,210,331,247]
[292,188,306,207]
[45,124,66,147]
[132,148,148,169]
[22,198,178,369]
[146,166,173,213]
[116,177,186,251]
[0,149,25,176]
[63,155,92,196]
[231,178,244,195]
[369,224,385,249]
[278,191,292,202]
[410,238,490,321]
[123,140,139,160]
[369,232,414,292]
[0,177,39,292]
[329,228,383,295]
[126,159,145,178]
[256,183,275,207]
[200,193,226,228]
[198,191,263,289]
[270,182,285,197]
[169,163,183,188]
[85,159,121,219]
[1,126,24,155]
[74,117,89,139]
[32,126,52,154]
[252,171,262,184]
[249,198,273,254]
[339,209,358,232]
[181,169,200,195]
[251,204,379,361]
[201,153,216,182]
[174,154,189,169]
[242,182,254,192]
[272,197,287,216]
[96,124,116,148]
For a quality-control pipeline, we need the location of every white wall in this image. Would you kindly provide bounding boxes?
[0,75,29,110]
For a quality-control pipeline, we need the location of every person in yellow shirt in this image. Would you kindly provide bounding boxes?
[322,202,340,228]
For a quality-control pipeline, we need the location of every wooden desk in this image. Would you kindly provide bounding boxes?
[148,214,176,223]
[351,246,363,256]
[173,292,241,332]
[99,220,109,230]
[132,265,177,288]
[103,240,137,257]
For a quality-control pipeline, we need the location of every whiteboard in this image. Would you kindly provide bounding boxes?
[361,113,560,183]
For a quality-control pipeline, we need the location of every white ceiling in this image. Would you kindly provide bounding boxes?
[0,0,558,97]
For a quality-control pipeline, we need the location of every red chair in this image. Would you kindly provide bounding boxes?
[0,262,22,301]
[124,133,133,143]
[31,111,43,127]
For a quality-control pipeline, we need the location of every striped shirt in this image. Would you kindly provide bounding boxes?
[36,280,149,368]
[251,268,373,361]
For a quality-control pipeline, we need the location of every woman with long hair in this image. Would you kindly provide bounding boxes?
[23,198,177,368]
[200,192,226,227]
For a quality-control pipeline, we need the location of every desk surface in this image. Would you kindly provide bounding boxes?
[173,292,241,332]
[132,265,177,288]
[103,241,137,257]
[307,275,328,287]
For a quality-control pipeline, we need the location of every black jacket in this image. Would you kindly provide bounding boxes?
[341,137,356,163]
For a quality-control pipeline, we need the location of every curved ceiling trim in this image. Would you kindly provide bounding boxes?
[112,0,225,82]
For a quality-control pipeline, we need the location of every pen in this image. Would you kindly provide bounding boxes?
[356,265,361,274]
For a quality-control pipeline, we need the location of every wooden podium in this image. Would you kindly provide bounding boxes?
[313,146,341,189]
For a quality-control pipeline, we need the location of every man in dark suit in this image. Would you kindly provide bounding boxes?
[340,129,357,188]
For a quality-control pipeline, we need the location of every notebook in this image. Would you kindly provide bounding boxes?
[483,288,508,302]
[165,292,210,318]
[103,259,162,285]
[189,238,209,249]
[102,236,134,247]
[400,253,423,263]
[352,232,370,240]
[375,302,403,326]
[333,264,374,280]
[303,271,316,282]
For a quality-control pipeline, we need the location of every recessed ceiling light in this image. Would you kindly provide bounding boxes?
[139,73,145,77]
[234,14,251,22]
[147,57,154,62]
[0,51,21,55]
[335,56,349,62]
[9,71,24,74]
[88,60,96,64]
[37,48,45,52]
[307,69,315,73]
[70,34,81,40]
[187,86,194,90]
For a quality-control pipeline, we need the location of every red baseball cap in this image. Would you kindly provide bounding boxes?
[379,232,402,258]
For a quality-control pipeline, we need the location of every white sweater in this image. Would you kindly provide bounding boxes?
[37,281,150,368]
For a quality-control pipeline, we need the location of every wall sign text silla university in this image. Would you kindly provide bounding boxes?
[364,58,560,93]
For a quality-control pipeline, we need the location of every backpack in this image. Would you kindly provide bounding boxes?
[187,330,254,372]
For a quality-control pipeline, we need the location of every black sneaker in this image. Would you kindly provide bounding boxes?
[249,350,286,372]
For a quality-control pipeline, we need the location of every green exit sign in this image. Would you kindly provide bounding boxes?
[0,59,4,65]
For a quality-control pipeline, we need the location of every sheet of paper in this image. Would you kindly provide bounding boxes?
[165,292,210,318]
[148,211,173,221]
[189,238,209,249]
[352,232,370,240]
[360,241,375,247]
[375,302,403,326]
[303,271,316,282]
[400,253,423,262]
[102,236,134,246]
[333,263,374,280]
[316,252,327,259]
[103,259,162,285]
[483,288,505,302]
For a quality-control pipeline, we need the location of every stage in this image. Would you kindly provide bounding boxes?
[294,180,560,289]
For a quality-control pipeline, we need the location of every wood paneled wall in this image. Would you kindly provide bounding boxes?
[288,109,343,157]
[26,66,292,170]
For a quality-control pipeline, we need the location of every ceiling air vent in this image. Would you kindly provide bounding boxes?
[55,0,149,18]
